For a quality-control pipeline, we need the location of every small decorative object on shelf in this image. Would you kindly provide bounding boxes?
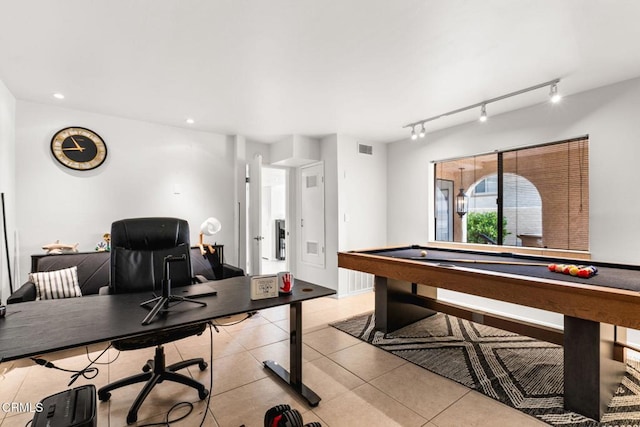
[199,217,222,255]
[95,233,111,252]
[42,240,79,254]
[277,271,294,295]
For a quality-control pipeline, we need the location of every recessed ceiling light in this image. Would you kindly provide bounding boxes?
[53,93,65,99]
[186,118,195,124]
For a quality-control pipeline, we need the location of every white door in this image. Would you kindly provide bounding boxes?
[300,163,325,267]
[248,155,263,275]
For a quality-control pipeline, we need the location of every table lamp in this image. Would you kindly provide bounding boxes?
[199,217,222,255]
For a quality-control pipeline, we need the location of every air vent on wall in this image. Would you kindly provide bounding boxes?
[305,175,318,188]
[358,143,373,155]
[306,241,319,255]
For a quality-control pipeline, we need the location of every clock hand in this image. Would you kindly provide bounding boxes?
[62,147,85,151]
[70,136,85,152]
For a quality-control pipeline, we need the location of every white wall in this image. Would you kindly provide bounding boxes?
[387,76,640,331]
[337,135,387,295]
[15,101,237,283]
[232,135,247,271]
[292,134,388,296]
[0,79,16,303]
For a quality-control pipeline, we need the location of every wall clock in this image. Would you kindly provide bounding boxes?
[50,127,108,171]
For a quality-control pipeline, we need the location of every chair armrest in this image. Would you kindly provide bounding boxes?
[7,282,37,304]
[98,286,111,295]
[194,275,209,283]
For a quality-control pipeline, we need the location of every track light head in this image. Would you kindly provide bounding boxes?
[479,104,488,122]
[549,83,561,103]
[410,126,417,140]
[418,124,426,138]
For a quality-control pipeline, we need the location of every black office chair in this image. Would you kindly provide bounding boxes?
[97,217,209,424]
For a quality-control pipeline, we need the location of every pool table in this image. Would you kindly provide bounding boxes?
[338,245,640,421]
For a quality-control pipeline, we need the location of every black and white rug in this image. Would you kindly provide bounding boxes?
[331,312,640,427]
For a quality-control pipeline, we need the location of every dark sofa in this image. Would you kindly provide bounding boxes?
[7,247,244,304]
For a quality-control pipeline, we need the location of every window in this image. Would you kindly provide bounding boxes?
[473,176,497,195]
[434,137,589,251]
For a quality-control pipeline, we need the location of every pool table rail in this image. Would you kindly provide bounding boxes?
[338,249,640,330]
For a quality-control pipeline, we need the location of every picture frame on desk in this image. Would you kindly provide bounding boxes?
[250,275,279,300]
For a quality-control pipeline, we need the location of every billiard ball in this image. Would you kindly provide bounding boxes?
[548,264,556,272]
[554,264,565,273]
[569,266,580,276]
[577,266,597,278]
[420,250,428,257]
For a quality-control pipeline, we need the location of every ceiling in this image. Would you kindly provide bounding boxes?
[2,0,640,143]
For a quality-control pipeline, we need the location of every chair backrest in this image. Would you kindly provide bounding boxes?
[110,217,193,294]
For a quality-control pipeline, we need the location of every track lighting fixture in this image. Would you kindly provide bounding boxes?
[479,104,488,122]
[404,78,561,139]
[549,83,561,103]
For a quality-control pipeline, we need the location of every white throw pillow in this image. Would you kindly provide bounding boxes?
[30,266,82,300]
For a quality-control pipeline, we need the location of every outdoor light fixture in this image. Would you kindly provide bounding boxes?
[404,78,561,139]
[455,168,468,218]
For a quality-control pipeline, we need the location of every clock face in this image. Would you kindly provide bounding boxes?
[51,127,107,171]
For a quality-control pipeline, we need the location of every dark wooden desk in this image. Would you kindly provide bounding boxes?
[338,245,640,421]
[0,276,335,406]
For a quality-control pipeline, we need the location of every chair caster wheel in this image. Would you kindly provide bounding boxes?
[198,361,208,371]
[98,391,111,402]
[199,388,209,400]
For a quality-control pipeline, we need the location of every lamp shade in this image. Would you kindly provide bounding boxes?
[455,189,468,218]
[200,217,222,236]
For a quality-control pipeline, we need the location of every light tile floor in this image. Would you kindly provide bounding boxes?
[0,291,548,427]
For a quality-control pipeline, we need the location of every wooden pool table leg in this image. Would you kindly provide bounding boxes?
[375,276,437,333]
[564,316,625,420]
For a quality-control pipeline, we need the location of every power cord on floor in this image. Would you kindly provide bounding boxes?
[137,321,216,427]
[30,344,113,387]
[210,311,257,328]
[135,401,195,426]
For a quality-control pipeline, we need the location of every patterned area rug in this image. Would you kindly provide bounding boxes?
[331,312,640,427]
